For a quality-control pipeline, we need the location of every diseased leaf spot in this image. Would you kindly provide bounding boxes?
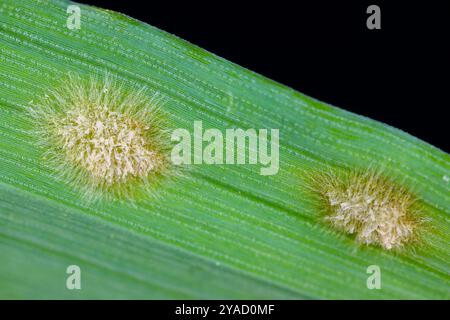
[56,105,162,185]
[29,73,170,200]
[308,169,423,250]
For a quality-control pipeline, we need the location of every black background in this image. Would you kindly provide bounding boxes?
[0,300,442,318]
[78,0,449,152]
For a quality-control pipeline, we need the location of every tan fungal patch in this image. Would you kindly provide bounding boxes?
[55,105,161,185]
[29,73,169,200]
[310,170,421,250]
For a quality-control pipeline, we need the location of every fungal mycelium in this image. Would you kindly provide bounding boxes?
[308,168,423,251]
[29,73,170,200]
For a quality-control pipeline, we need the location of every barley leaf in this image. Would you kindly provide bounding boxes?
[0,0,448,299]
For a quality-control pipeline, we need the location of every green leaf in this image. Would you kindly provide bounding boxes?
[0,0,448,299]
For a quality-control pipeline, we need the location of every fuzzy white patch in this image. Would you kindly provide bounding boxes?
[314,171,419,250]
[29,73,167,200]
[55,105,160,185]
